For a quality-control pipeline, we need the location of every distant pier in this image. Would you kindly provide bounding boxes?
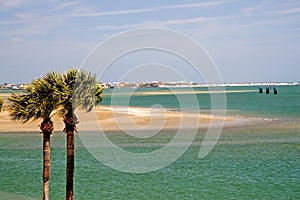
[259,86,278,95]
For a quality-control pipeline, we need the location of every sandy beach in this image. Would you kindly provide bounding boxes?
[125,90,257,96]
[0,106,234,133]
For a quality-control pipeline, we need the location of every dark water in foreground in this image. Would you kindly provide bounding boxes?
[0,86,299,199]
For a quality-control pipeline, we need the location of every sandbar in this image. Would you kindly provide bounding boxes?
[0,106,234,133]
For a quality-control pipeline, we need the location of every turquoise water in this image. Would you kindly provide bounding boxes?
[1,86,300,199]
[101,85,300,118]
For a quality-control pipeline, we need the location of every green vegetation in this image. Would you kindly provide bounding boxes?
[60,69,103,200]
[9,69,103,200]
[9,71,61,200]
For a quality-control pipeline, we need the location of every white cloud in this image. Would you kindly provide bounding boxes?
[52,1,81,11]
[240,15,298,28]
[0,19,32,25]
[68,7,154,17]
[14,13,34,19]
[0,15,66,38]
[159,1,232,9]
[97,16,233,31]
[0,1,230,31]
[242,0,300,16]
[2,26,46,37]
[273,7,300,15]
[68,1,231,17]
[0,0,27,8]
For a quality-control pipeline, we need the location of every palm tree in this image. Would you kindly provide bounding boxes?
[59,69,103,200]
[9,71,63,200]
[8,69,102,200]
[0,97,3,112]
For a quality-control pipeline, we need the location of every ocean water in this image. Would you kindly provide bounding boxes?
[101,85,300,118]
[0,86,299,199]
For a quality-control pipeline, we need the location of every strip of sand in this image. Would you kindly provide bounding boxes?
[135,90,258,95]
[0,106,234,133]
[104,90,258,96]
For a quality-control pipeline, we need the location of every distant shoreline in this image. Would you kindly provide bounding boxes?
[1,81,299,91]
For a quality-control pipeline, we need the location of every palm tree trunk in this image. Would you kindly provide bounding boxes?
[40,118,54,200]
[66,130,74,200]
[43,132,50,200]
[64,115,76,200]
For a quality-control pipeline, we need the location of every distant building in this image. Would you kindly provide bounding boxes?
[0,83,26,90]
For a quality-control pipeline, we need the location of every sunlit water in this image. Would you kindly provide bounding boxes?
[0,86,299,199]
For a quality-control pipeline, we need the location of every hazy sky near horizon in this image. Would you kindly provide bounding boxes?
[0,0,300,83]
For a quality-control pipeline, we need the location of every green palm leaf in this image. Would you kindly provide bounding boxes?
[9,71,62,122]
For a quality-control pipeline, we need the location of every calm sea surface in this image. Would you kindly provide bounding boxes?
[0,85,299,199]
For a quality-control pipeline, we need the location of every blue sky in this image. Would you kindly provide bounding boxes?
[0,0,299,83]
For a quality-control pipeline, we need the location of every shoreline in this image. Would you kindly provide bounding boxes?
[1,105,292,134]
[0,106,240,133]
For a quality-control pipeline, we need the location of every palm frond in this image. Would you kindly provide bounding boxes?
[9,92,39,122]
[9,71,63,122]
[72,69,103,112]
[8,69,103,123]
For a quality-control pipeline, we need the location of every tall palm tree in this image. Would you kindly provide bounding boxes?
[0,97,3,112]
[59,69,103,200]
[9,71,63,200]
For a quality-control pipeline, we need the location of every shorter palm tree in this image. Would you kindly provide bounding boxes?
[9,71,63,200]
[59,69,103,200]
